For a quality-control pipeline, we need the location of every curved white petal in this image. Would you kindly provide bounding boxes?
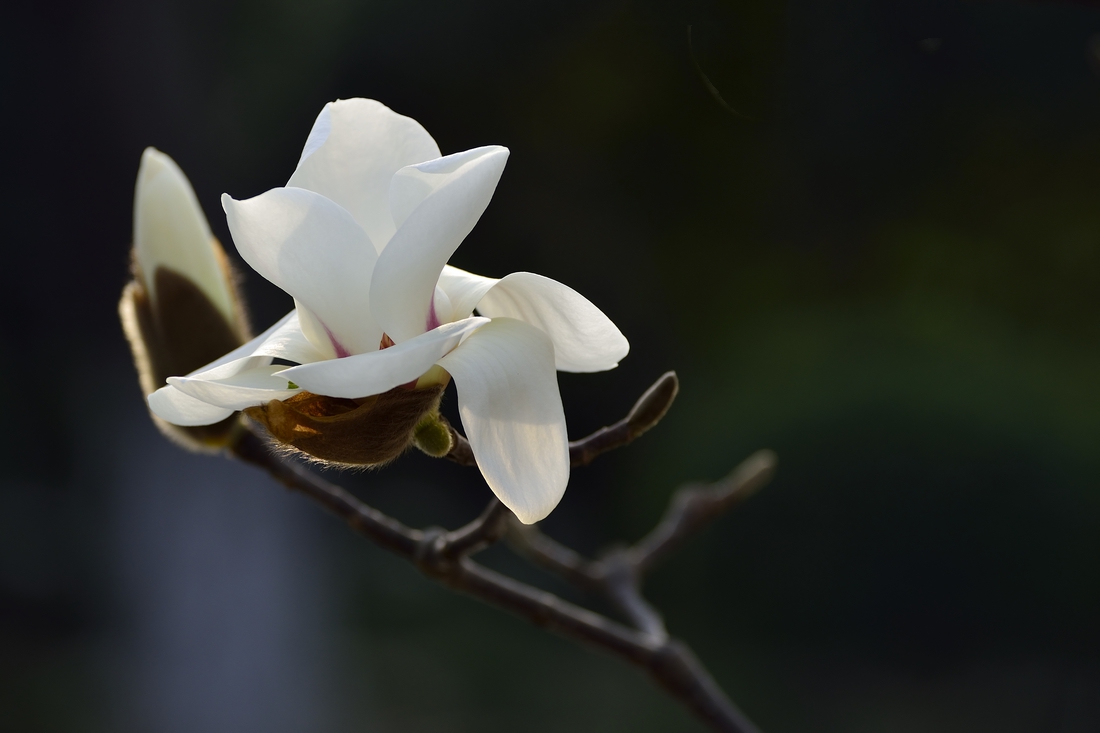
[169,365,301,411]
[430,284,454,327]
[134,148,235,321]
[436,318,569,524]
[370,146,509,343]
[181,309,319,382]
[148,305,319,422]
[438,267,628,372]
[222,187,382,356]
[484,272,628,372]
[292,301,338,360]
[437,264,497,320]
[249,310,328,365]
[276,317,489,399]
[287,99,441,248]
[148,384,234,426]
[176,309,297,380]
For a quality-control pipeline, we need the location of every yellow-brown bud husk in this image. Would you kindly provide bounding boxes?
[119,246,250,451]
[243,385,446,467]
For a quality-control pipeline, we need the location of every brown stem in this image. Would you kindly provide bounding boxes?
[506,451,778,688]
[441,497,510,557]
[508,521,602,590]
[506,524,667,637]
[628,449,777,575]
[229,428,761,733]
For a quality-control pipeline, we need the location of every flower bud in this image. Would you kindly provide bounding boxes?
[243,384,446,466]
[411,411,454,458]
[119,148,251,451]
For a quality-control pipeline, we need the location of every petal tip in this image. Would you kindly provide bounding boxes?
[139,146,165,174]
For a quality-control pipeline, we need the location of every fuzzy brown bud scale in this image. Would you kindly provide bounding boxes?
[243,384,446,466]
[120,255,251,451]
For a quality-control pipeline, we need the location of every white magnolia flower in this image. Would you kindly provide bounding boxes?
[121,148,250,450]
[148,99,628,523]
[131,148,241,327]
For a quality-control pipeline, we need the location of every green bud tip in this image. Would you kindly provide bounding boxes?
[412,412,454,458]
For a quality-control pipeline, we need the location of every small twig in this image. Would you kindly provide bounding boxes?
[415,498,512,575]
[229,427,761,733]
[506,451,777,644]
[508,521,602,590]
[599,550,668,640]
[570,371,680,467]
[509,524,667,636]
[441,497,510,557]
[445,371,680,468]
[442,426,477,466]
[628,450,777,575]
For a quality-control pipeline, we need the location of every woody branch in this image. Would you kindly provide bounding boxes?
[229,372,773,733]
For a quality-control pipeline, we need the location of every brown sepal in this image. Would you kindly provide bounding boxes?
[119,247,250,452]
[243,385,446,467]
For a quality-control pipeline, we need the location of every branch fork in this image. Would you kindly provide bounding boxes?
[230,371,775,733]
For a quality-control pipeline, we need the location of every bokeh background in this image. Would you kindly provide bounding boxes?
[4,0,1100,730]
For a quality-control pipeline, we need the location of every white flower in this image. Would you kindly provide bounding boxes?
[121,148,250,450]
[148,99,628,523]
[131,148,240,326]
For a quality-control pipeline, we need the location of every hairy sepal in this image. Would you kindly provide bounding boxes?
[244,385,445,466]
[120,257,250,451]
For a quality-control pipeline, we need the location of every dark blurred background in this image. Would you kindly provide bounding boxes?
[4,0,1100,730]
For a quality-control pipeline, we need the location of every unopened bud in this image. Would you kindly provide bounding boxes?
[119,148,251,451]
[243,385,446,466]
[411,412,454,458]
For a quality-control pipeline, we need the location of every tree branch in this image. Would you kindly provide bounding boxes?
[508,523,667,635]
[508,521,602,590]
[506,451,777,651]
[627,449,777,575]
[229,427,762,733]
[229,428,422,557]
[444,371,680,469]
[440,497,510,558]
[598,549,668,640]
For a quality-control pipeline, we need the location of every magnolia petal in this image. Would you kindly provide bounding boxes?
[174,309,297,381]
[287,99,441,248]
[180,312,319,384]
[292,301,338,360]
[388,146,509,230]
[436,318,569,524]
[430,284,454,327]
[223,187,382,356]
[437,264,497,320]
[146,311,316,427]
[371,147,509,343]
[249,310,328,365]
[169,365,301,411]
[178,308,317,382]
[133,148,235,321]
[438,267,628,372]
[482,272,628,372]
[148,384,234,426]
[275,317,489,399]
